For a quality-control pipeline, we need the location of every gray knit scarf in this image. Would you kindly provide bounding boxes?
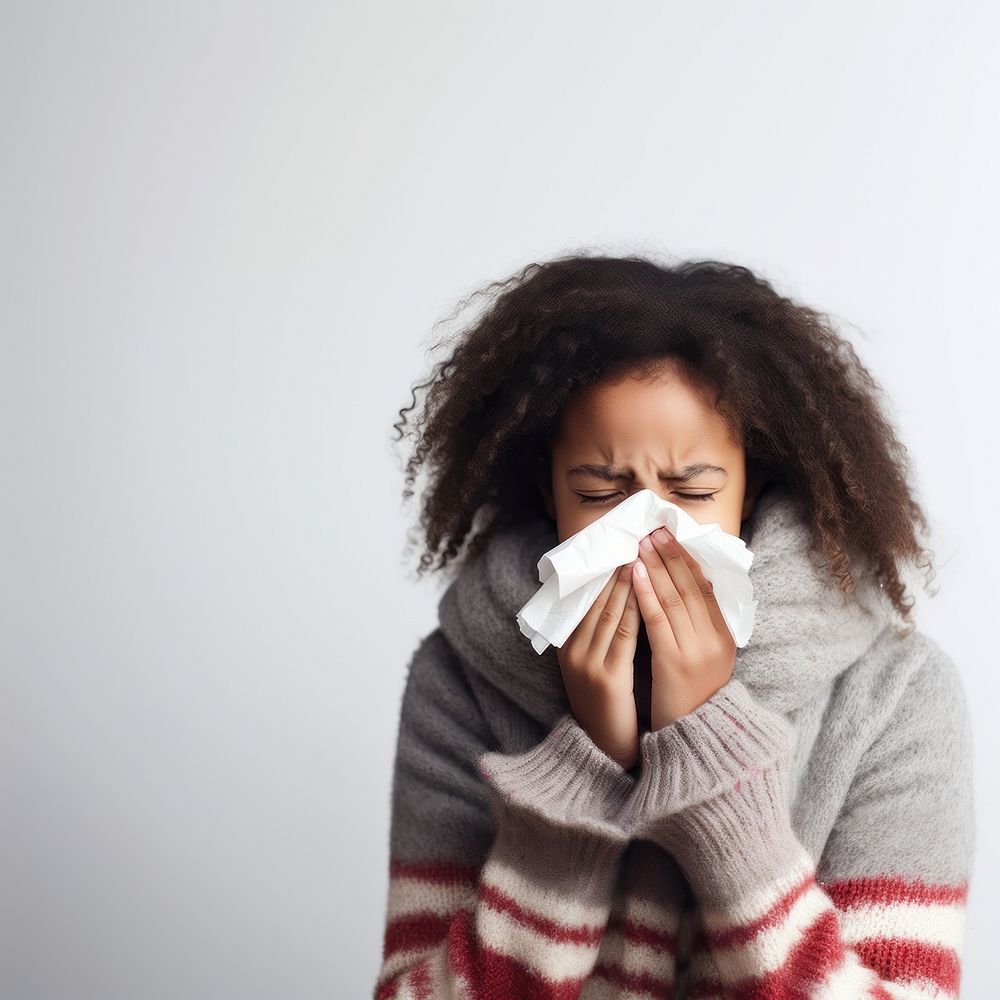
[437,481,897,751]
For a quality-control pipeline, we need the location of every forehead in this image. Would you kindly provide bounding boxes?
[557,369,732,452]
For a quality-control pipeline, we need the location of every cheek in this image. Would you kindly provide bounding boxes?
[555,504,607,543]
[557,513,586,543]
[693,499,742,538]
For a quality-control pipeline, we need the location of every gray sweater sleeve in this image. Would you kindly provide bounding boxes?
[373,628,636,999]
[623,654,974,998]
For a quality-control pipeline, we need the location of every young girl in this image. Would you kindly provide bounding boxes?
[373,255,975,999]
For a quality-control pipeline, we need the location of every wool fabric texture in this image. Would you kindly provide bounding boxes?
[374,482,976,999]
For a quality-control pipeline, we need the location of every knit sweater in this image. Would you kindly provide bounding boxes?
[373,482,976,999]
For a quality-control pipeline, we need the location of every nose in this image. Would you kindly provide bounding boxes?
[630,481,671,503]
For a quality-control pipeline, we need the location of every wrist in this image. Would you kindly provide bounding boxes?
[567,690,640,774]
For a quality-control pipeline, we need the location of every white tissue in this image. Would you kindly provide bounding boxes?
[516,488,757,654]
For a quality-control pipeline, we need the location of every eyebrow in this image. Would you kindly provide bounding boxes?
[567,462,729,483]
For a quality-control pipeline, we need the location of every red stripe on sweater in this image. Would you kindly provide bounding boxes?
[869,987,895,1000]
[590,959,672,998]
[410,955,434,1000]
[383,910,466,958]
[444,907,596,1000]
[382,885,604,960]
[704,872,816,951]
[376,909,600,1000]
[684,962,895,1000]
[375,973,401,1000]
[605,909,677,951]
[381,859,607,963]
[819,874,969,909]
[380,905,604,1000]
[853,937,962,995]
[719,908,850,1000]
[698,908,955,1000]
[389,857,481,885]
[686,931,960,999]
[477,881,605,946]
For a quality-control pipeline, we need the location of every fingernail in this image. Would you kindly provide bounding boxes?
[634,560,647,579]
[639,535,654,551]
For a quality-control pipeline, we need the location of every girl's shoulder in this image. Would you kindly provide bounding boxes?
[845,625,973,766]
[817,624,973,779]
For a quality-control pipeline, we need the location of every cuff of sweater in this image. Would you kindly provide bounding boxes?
[478,713,636,844]
[628,678,805,908]
[629,676,795,818]
[654,759,810,909]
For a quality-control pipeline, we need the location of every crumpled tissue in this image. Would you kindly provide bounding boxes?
[516,488,757,654]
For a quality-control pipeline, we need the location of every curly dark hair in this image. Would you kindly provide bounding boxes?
[391,252,936,637]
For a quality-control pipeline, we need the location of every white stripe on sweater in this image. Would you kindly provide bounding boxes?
[400,945,476,1000]
[474,902,603,981]
[709,881,834,983]
[883,977,959,1000]
[592,922,675,983]
[481,855,611,928]
[810,948,881,1000]
[385,874,477,921]
[610,892,681,936]
[836,899,966,951]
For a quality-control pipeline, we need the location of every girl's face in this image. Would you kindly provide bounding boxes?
[539,362,759,544]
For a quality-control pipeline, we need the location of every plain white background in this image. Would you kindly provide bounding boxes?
[4,2,997,997]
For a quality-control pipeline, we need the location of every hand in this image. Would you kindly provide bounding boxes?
[632,525,737,730]
[554,561,642,771]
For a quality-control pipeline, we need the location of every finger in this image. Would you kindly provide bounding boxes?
[567,568,621,652]
[590,561,638,659]
[638,532,694,644]
[607,579,641,665]
[649,527,713,637]
[682,552,730,639]
[632,551,682,660]
[654,529,731,640]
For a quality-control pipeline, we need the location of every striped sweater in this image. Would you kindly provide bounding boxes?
[374,483,976,999]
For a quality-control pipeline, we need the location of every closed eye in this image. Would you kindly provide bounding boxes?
[577,492,717,505]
